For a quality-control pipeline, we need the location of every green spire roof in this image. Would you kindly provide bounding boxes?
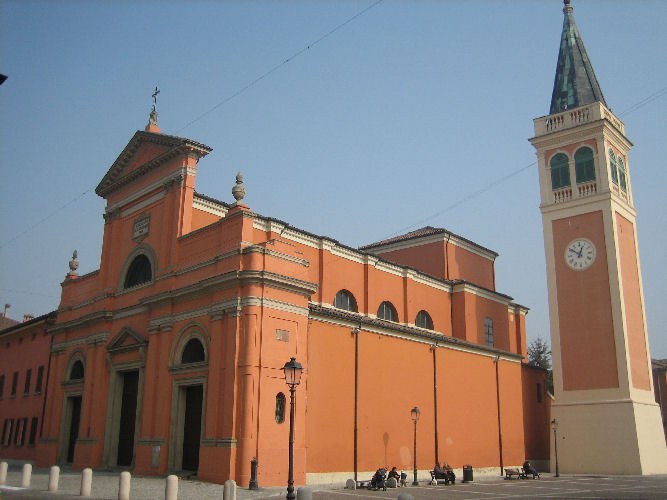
[550,0,606,114]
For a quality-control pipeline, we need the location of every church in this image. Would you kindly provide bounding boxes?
[2,0,664,488]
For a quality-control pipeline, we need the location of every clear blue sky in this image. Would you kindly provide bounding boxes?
[1,0,665,357]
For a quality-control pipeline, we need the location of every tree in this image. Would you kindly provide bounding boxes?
[527,337,553,393]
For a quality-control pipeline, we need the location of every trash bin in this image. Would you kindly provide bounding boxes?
[462,465,473,483]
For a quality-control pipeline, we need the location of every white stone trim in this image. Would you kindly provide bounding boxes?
[149,296,310,331]
[120,191,165,218]
[452,282,512,305]
[105,167,189,216]
[52,332,108,352]
[193,196,228,218]
[367,231,497,261]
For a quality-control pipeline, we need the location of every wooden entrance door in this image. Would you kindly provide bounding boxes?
[66,396,82,463]
[117,371,139,466]
[181,385,203,472]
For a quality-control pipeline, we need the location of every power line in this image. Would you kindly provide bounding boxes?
[176,0,385,133]
[619,86,667,116]
[0,1,385,250]
[383,84,667,239]
[387,161,536,239]
[0,189,93,250]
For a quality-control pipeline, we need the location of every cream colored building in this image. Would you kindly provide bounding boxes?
[530,0,667,475]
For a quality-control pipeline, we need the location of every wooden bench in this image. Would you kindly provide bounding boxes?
[429,470,453,485]
[504,468,525,480]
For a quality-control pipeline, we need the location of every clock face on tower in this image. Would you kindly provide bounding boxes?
[564,238,596,270]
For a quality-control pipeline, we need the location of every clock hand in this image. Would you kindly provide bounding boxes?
[568,248,578,255]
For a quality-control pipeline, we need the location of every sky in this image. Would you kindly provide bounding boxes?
[0,0,665,357]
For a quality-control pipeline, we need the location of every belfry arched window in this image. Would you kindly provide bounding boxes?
[550,153,571,189]
[609,149,619,184]
[377,301,398,322]
[123,254,152,289]
[333,290,358,312]
[415,310,433,330]
[181,338,206,364]
[574,147,595,183]
[617,157,627,192]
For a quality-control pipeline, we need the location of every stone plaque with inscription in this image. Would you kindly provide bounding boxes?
[133,215,150,241]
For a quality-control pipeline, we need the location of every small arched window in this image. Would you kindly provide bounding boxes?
[617,157,627,192]
[333,290,358,312]
[275,392,286,424]
[609,149,619,184]
[377,301,398,322]
[415,310,433,330]
[70,360,84,381]
[550,153,571,190]
[574,147,595,183]
[484,317,494,347]
[181,338,206,364]
[124,254,152,289]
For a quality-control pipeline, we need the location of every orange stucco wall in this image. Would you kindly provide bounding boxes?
[616,214,650,390]
[372,240,496,290]
[0,320,51,462]
[306,320,538,473]
[0,126,547,485]
[553,212,619,391]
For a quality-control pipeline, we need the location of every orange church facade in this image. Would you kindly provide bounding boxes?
[2,113,549,486]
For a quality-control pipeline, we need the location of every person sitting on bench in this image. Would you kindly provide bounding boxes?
[444,463,456,484]
[523,460,539,479]
[433,462,446,480]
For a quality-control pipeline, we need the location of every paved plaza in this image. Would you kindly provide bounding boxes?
[2,467,667,499]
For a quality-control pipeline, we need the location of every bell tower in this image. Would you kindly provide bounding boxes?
[530,0,667,474]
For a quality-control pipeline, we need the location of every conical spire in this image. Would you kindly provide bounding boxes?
[549,0,606,114]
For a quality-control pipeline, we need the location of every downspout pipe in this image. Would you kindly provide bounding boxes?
[352,326,360,482]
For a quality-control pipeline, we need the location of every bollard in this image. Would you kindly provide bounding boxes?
[80,468,93,497]
[165,474,178,500]
[248,457,259,490]
[397,493,415,500]
[21,463,32,488]
[223,479,236,500]
[345,478,356,490]
[0,462,7,486]
[48,465,60,492]
[118,471,131,500]
[296,486,312,500]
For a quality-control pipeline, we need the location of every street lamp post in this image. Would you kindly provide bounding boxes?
[283,357,303,500]
[551,418,559,478]
[411,406,421,486]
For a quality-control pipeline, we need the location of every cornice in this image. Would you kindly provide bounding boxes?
[52,332,108,352]
[366,231,498,261]
[96,131,211,198]
[309,304,522,362]
[193,195,229,218]
[451,281,513,305]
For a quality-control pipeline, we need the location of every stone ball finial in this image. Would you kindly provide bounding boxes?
[232,172,246,203]
[68,250,79,276]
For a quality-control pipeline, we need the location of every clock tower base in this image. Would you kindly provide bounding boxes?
[552,400,667,475]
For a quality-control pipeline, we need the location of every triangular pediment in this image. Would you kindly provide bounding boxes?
[107,327,148,354]
[95,130,212,198]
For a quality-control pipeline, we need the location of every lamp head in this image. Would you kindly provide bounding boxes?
[283,357,303,387]
[410,406,421,423]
